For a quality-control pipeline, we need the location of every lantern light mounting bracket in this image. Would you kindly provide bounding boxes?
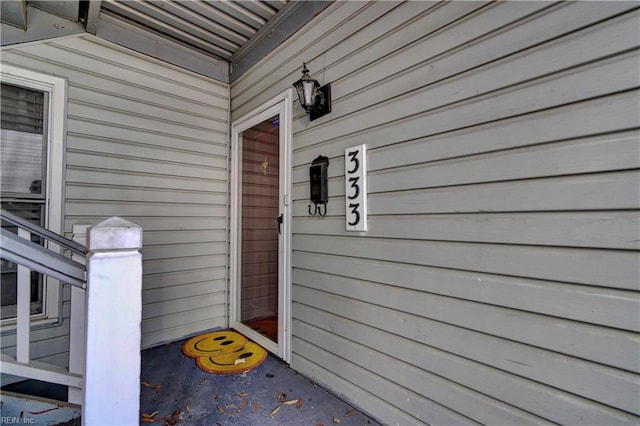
[310,83,331,121]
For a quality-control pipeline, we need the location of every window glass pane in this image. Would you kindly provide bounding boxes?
[1,130,45,195]
[1,83,45,133]
[1,203,45,320]
[240,115,280,343]
[1,83,46,196]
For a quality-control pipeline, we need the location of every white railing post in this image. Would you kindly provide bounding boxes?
[68,223,90,405]
[83,217,142,425]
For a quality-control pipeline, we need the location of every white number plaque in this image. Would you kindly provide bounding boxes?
[345,144,367,232]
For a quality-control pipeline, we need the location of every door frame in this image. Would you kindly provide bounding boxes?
[229,89,292,363]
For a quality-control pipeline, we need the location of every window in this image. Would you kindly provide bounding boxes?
[0,65,66,326]
[1,83,48,319]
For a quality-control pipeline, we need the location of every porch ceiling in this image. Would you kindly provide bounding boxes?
[1,0,290,61]
[2,0,333,80]
[99,0,290,60]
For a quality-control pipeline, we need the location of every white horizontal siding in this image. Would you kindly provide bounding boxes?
[232,1,640,424]
[1,34,230,354]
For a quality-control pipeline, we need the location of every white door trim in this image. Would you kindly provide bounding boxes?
[229,89,292,363]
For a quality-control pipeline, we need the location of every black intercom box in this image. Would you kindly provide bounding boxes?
[310,156,329,204]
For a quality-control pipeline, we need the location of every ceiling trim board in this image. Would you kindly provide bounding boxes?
[95,12,229,83]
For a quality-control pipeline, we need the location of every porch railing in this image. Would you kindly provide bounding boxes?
[0,209,143,424]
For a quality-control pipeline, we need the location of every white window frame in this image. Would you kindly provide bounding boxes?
[1,63,67,328]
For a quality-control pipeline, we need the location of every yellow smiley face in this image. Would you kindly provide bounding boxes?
[196,342,267,374]
[182,331,247,358]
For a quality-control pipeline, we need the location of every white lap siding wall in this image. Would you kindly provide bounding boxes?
[1,34,230,367]
[231,1,640,424]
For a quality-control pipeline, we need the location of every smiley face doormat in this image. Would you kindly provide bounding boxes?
[182,330,267,374]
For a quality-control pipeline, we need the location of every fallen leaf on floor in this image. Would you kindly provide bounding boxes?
[141,381,155,388]
[277,392,286,402]
[333,417,342,423]
[345,408,357,417]
[236,392,249,397]
[239,400,249,410]
[213,394,221,400]
[185,405,190,414]
[315,424,324,426]
[155,385,162,393]
[270,405,281,417]
[252,402,261,409]
[296,398,304,409]
[283,399,299,405]
[142,411,159,419]
[225,403,235,408]
[162,410,181,426]
[141,411,156,423]
[217,405,225,414]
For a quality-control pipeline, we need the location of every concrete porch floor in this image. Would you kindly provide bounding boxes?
[140,334,382,426]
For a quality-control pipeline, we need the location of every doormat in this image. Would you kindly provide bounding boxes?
[182,330,267,374]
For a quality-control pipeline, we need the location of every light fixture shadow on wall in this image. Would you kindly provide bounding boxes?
[292,62,331,121]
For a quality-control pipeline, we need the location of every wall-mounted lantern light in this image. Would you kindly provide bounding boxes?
[293,62,331,121]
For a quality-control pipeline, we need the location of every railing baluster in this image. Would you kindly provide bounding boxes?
[16,228,31,364]
[68,224,90,404]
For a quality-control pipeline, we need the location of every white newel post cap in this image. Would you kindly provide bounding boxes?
[87,216,143,251]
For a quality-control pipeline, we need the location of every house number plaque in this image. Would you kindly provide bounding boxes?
[345,144,367,232]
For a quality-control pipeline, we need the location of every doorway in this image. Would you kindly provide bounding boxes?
[230,90,292,363]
